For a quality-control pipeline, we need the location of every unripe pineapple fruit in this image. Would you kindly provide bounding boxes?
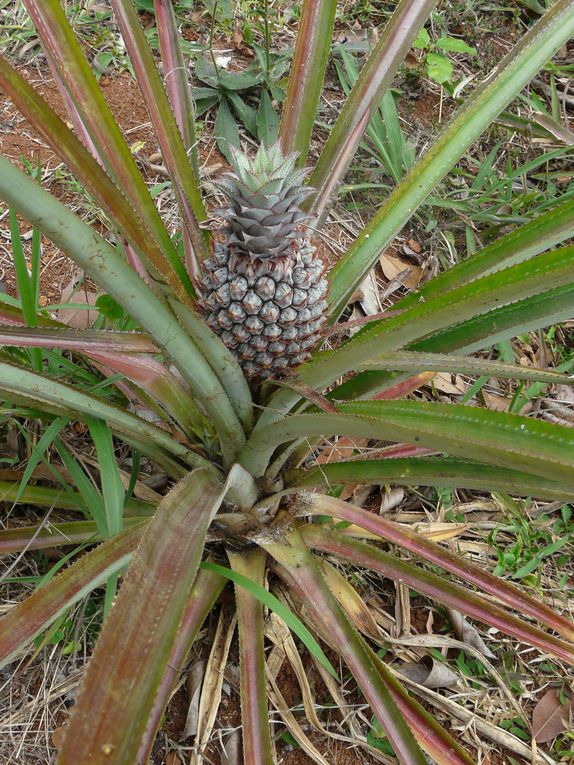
[199,143,328,379]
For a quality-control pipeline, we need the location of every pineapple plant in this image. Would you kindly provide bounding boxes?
[200,144,328,378]
[0,1,574,764]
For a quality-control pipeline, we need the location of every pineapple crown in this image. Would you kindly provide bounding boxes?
[214,142,316,262]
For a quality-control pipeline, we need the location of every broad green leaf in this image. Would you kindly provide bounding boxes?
[264,529,428,765]
[309,0,435,218]
[434,36,477,54]
[426,52,452,84]
[257,89,280,148]
[0,523,145,670]
[412,28,430,48]
[327,0,574,318]
[227,92,258,137]
[279,0,337,165]
[56,469,225,765]
[0,56,189,299]
[21,0,186,292]
[215,98,241,164]
[109,0,209,266]
[0,157,245,464]
[289,456,572,502]
[194,54,219,87]
[192,86,220,100]
[202,560,337,679]
[242,400,574,487]
[304,494,574,645]
[95,295,124,321]
[219,67,262,91]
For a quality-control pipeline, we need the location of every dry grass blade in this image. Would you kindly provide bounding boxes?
[384,634,525,720]
[265,606,392,763]
[392,669,557,765]
[265,664,330,765]
[190,609,237,765]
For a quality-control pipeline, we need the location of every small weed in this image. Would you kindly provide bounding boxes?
[334,47,414,185]
[367,717,396,755]
[193,49,286,160]
[500,716,530,742]
[454,650,487,690]
[411,26,477,87]
[192,0,290,160]
[489,499,574,584]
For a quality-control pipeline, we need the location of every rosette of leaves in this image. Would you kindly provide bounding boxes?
[194,44,289,160]
[1,1,574,764]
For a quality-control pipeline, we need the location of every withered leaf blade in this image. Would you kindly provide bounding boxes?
[398,655,458,689]
[532,688,574,743]
[447,608,497,659]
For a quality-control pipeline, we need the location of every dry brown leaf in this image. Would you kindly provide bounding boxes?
[352,483,377,507]
[399,655,458,689]
[380,253,422,290]
[232,25,243,49]
[532,688,574,743]
[189,610,236,765]
[433,372,466,394]
[380,487,404,513]
[339,523,385,541]
[52,725,66,750]
[315,436,369,464]
[413,522,470,541]
[338,484,359,501]
[183,661,205,739]
[447,608,496,659]
[483,391,532,415]
[356,270,382,316]
[553,384,574,404]
[58,278,99,328]
[482,391,511,412]
[406,238,422,254]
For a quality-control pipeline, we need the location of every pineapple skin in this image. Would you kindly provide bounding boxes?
[201,243,328,379]
[198,144,328,380]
